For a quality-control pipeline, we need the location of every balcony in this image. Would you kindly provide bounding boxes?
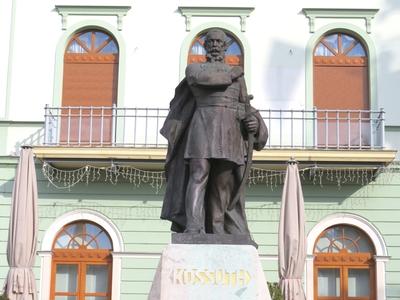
[33,105,396,167]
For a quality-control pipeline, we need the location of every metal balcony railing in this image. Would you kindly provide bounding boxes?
[43,105,385,150]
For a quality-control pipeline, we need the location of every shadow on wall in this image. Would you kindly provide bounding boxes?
[13,126,44,156]
[261,39,303,109]
[376,1,400,126]
[378,49,400,123]
[380,0,400,17]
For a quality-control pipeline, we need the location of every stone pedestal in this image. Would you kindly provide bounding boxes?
[149,243,272,300]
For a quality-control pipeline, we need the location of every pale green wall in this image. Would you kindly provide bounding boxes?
[0,126,8,154]
[1,161,400,299]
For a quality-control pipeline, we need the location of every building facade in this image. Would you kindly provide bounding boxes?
[1,0,400,299]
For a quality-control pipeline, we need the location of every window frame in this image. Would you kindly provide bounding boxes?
[50,221,113,300]
[53,21,126,109]
[313,225,376,300]
[39,210,124,300]
[305,213,389,300]
[60,28,120,146]
[305,23,378,112]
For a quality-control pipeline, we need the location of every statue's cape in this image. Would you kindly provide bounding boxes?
[160,79,195,232]
[159,78,269,232]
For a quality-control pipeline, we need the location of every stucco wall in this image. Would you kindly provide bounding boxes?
[1,0,400,154]
[1,161,399,298]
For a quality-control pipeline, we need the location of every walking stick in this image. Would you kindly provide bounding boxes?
[228,76,256,210]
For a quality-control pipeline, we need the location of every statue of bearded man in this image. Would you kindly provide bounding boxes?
[160,28,268,236]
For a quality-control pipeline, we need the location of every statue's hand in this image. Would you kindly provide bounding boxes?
[244,115,258,134]
[230,66,244,80]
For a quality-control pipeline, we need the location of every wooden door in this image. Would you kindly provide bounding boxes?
[313,33,369,148]
[61,30,119,145]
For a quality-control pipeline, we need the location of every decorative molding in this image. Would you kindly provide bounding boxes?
[305,213,388,300]
[40,209,124,300]
[305,22,379,112]
[55,5,131,30]
[302,8,379,34]
[112,252,162,259]
[0,120,44,125]
[32,146,397,165]
[38,253,52,300]
[258,254,278,261]
[71,250,278,260]
[37,251,52,256]
[178,6,254,32]
[64,54,117,63]
[304,254,315,297]
[314,253,372,265]
[41,209,124,252]
[374,255,391,262]
[307,213,388,256]
[52,20,126,110]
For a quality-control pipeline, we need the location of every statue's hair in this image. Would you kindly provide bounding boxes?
[205,28,227,42]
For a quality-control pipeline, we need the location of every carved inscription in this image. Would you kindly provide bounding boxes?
[170,268,251,287]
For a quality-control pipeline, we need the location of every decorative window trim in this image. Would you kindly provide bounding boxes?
[178,6,254,32]
[55,5,131,30]
[302,8,379,34]
[52,20,126,109]
[305,213,389,300]
[38,209,124,300]
[305,22,378,111]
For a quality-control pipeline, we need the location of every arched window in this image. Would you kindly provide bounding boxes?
[61,29,119,145]
[313,32,370,148]
[188,29,243,66]
[50,221,113,300]
[314,224,375,300]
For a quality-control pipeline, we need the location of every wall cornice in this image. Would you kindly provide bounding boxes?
[55,5,131,30]
[178,6,254,32]
[302,8,379,33]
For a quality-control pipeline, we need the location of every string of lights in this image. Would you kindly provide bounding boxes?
[41,161,400,191]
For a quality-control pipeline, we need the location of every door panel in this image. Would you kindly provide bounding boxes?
[59,107,113,145]
[314,66,368,110]
[85,264,109,294]
[347,268,371,299]
[61,30,119,145]
[314,65,369,148]
[62,59,118,106]
[317,268,341,299]
[53,264,79,299]
[315,266,373,300]
[313,32,369,149]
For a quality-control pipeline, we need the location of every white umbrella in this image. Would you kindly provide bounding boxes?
[4,148,38,300]
[278,161,306,300]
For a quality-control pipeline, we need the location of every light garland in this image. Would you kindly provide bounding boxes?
[248,166,378,189]
[41,161,398,192]
[42,162,165,192]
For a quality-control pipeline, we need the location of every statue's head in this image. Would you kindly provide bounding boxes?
[204,29,227,62]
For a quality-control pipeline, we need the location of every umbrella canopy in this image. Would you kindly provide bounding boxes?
[4,148,38,300]
[278,161,306,300]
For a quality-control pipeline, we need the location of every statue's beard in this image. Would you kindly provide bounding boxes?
[206,51,225,62]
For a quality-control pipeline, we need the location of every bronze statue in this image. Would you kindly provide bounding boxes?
[160,28,268,235]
